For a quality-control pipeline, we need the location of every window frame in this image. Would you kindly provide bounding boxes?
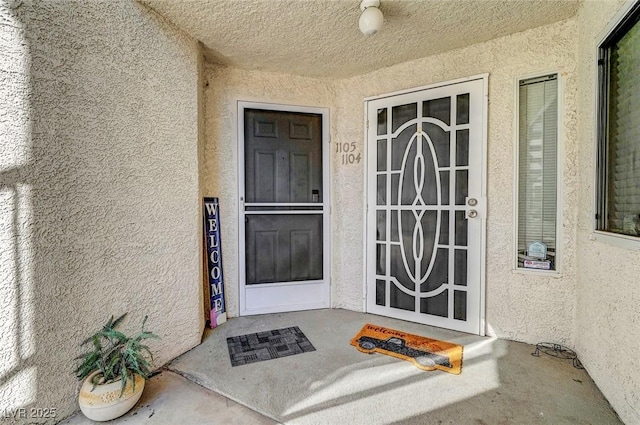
[593,0,640,250]
[513,71,564,275]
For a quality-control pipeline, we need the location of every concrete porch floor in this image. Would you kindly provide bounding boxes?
[62,309,622,425]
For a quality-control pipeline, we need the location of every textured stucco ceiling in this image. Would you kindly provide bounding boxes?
[141,0,580,78]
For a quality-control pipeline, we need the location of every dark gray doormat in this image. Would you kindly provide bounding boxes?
[226,326,316,366]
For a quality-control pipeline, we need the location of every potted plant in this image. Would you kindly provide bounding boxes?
[75,313,159,422]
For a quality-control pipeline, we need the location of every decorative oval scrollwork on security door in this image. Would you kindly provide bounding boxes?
[396,120,446,292]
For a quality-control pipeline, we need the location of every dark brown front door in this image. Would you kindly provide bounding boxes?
[240,106,329,315]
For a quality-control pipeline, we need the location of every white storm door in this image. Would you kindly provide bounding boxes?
[238,102,331,316]
[365,77,487,335]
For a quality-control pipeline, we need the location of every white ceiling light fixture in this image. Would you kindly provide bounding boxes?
[359,0,383,36]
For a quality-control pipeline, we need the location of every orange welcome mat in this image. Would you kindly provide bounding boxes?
[350,324,463,374]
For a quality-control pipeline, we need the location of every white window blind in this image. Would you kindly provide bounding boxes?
[604,15,640,235]
[517,75,558,270]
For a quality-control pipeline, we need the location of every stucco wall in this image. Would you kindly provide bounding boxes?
[0,1,202,422]
[204,19,580,347]
[575,1,640,423]
[202,65,335,317]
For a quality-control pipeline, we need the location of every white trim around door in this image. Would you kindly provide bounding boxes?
[238,101,331,316]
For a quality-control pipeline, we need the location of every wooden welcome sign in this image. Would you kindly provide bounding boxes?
[203,197,227,328]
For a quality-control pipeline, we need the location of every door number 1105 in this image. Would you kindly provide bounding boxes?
[336,142,361,165]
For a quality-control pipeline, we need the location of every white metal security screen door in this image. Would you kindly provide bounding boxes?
[366,77,487,335]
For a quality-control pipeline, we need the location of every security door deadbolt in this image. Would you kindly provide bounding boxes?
[468,198,478,206]
[468,210,478,218]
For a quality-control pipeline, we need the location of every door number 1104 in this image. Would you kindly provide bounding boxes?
[336,142,361,165]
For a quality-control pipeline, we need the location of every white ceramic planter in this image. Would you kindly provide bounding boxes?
[78,371,145,422]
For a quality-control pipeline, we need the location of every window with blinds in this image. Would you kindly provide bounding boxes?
[597,2,640,238]
[516,74,559,271]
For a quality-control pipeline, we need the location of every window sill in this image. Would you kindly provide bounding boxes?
[512,268,563,278]
[591,231,640,251]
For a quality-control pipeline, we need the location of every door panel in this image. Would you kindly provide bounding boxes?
[245,214,323,284]
[253,151,277,202]
[245,110,322,204]
[367,78,486,335]
[290,153,312,201]
[239,105,330,315]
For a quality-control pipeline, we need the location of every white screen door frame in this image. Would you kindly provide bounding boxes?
[238,101,331,316]
[364,75,488,335]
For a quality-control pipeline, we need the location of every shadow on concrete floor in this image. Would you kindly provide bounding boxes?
[61,309,622,425]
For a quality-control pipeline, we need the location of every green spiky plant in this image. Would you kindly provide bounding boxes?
[75,313,159,395]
